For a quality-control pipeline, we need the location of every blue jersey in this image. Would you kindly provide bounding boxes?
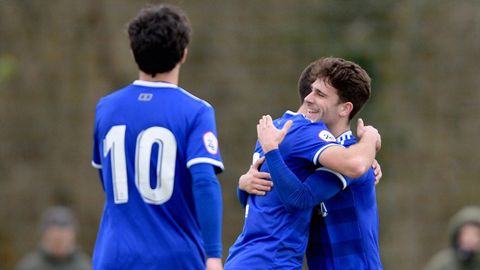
[225,111,338,270]
[91,80,224,270]
[306,131,383,270]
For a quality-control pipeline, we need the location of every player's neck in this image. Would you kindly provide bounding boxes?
[138,64,181,85]
[297,105,351,137]
[326,120,350,138]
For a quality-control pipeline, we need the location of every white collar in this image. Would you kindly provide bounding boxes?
[132,80,178,88]
[285,110,299,115]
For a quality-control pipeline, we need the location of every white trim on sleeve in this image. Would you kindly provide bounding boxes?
[91,160,102,169]
[315,167,348,190]
[312,143,344,166]
[187,157,225,171]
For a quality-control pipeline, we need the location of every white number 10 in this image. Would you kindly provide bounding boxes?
[103,125,176,205]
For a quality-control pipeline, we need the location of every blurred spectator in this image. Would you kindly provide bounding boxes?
[424,206,480,270]
[16,206,91,270]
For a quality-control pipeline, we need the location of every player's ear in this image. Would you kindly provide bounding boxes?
[180,48,188,64]
[339,102,353,118]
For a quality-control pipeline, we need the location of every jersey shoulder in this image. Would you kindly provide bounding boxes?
[96,82,214,116]
[297,121,336,144]
[337,130,357,147]
[175,86,213,108]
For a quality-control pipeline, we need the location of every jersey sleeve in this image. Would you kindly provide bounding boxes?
[91,103,102,169]
[185,105,224,173]
[316,167,375,189]
[314,167,348,190]
[346,167,375,187]
[189,163,222,258]
[237,142,263,207]
[294,123,341,166]
[265,149,346,212]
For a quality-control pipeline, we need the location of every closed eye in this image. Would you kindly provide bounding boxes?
[315,89,326,97]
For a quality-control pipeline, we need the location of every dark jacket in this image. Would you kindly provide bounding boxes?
[16,247,91,270]
[424,206,480,270]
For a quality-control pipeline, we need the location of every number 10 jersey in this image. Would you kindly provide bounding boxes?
[91,80,224,269]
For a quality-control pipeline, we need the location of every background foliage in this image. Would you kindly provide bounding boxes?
[1,0,479,269]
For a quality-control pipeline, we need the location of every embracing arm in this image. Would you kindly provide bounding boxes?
[318,119,380,178]
[236,157,272,207]
[257,115,381,179]
[255,115,374,212]
[265,149,345,212]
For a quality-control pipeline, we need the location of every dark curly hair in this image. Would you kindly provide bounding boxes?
[311,57,371,120]
[128,4,191,76]
[297,61,316,104]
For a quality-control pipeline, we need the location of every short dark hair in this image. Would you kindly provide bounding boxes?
[297,61,316,104]
[311,57,371,120]
[40,206,77,233]
[128,4,191,76]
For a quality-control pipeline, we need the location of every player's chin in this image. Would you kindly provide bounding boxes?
[306,111,321,122]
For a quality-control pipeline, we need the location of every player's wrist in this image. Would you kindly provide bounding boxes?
[262,144,279,154]
[264,148,281,161]
[206,258,223,270]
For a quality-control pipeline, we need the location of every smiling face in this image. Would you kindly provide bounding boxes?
[304,78,350,127]
[306,57,371,122]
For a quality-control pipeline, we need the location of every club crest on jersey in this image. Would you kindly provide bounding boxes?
[203,131,218,154]
[318,130,336,142]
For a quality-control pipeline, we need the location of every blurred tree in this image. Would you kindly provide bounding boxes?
[0,0,479,269]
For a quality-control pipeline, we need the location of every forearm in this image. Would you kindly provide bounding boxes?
[190,164,222,258]
[320,134,377,178]
[346,133,377,172]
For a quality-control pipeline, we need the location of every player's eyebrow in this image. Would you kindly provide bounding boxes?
[313,87,326,96]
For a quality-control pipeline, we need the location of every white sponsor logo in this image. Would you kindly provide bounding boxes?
[203,131,218,154]
[138,93,153,101]
[319,130,336,142]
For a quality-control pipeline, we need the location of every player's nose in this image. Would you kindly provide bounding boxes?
[304,91,314,105]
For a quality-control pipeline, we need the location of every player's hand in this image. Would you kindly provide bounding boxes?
[372,159,382,185]
[205,258,223,270]
[257,115,292,153]
[238,157,272,196]
[356,118,381,151]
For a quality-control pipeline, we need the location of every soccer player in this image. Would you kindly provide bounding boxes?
[241,57,383,269]
[225,58,381,269]
[91,5,223,270]
[303,58,383,269]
